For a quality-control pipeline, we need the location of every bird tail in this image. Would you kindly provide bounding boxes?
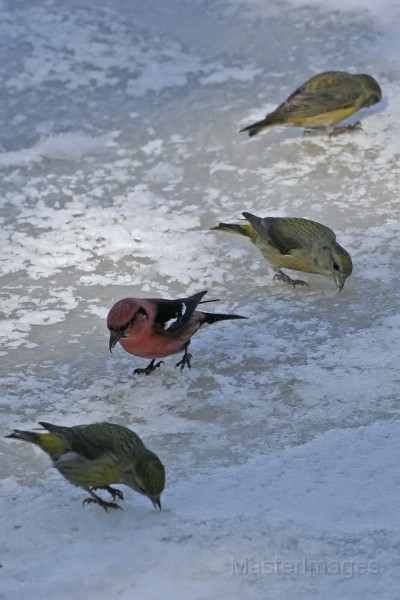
[201,312,247,324]
[6,427,67,460]
[239,114,280,137]
[211,222,258,242]
[38,421,68,437]
[185,291,208,310]
[6,429,43,444]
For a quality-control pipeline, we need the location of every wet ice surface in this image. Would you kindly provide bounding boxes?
[1,0,400,598]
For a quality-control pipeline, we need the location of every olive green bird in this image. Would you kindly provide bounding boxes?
[240,71,382,136]
[6,422,165,512]
[212,212,353,289]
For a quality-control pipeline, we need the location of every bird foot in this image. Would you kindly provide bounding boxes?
[273,270,309,288]
[91,486,124,502]
[329,121,362,137]
[83,490,123,512]
[175,352,192,371]
[133,360,164,376]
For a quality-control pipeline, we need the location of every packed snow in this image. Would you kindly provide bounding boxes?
[1,0,400,598]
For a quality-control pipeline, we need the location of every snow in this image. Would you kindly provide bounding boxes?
[1,0,400,598]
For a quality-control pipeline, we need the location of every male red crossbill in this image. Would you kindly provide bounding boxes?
[107,290,246,375]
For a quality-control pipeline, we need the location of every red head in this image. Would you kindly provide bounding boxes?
[107,298,151,352]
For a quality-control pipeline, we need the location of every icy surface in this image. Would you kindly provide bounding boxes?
[1,0,400,598]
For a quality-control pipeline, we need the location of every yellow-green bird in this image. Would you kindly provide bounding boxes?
[240,71,382,136]
[212,212,353,290]
[6,422,165,512]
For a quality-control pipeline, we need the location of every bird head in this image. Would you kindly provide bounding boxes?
[107,298,149,352]
[317,242,353,290]
[356,74,382,107]
[122,451,165,510]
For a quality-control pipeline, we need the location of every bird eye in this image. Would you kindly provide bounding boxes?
[367,94,380,106]
[333,262,340,271]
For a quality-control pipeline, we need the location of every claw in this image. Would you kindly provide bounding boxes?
[83,489,123,512]
[175,343,192,371]
[273,269,309,288]
[91,486,124,501]
[133,359,164,376]
[329,121,362,137]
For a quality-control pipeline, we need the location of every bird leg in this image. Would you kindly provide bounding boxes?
[133,359,164,376]
[82,488,123,512]
[175,343,192,371]
[329,121,362,137]
[91,485,124,501]
[273,269,309,288]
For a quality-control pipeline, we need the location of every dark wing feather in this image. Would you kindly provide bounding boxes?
[242,213,336,254]
[39,422,141,460]
[262,218,336,253]
[153,291,207,333]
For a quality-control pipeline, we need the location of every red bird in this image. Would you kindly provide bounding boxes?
[107,290,246,375]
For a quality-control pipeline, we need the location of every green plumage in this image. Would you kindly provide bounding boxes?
[6,422,165,511]
[248,216,337,254]
[240,71,382,136]
[212,212,353,290]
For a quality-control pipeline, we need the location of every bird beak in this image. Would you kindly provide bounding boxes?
[151,496,162,510]
[109,330,123,352]
[334,274,347,291]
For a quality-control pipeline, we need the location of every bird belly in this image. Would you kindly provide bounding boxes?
[258,244,317,274]
[287,106,359,129]
[275,252,318,274]
[119,328,195,359]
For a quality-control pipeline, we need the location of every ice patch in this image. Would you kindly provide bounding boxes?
[200,65,263,84]
[1,0,400,598]
[0,132,119,167]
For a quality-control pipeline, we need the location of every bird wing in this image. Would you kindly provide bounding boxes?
[277,73,363,118]
[153,291,207,334]
[39,422,145,460]
[254,218,336,254]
